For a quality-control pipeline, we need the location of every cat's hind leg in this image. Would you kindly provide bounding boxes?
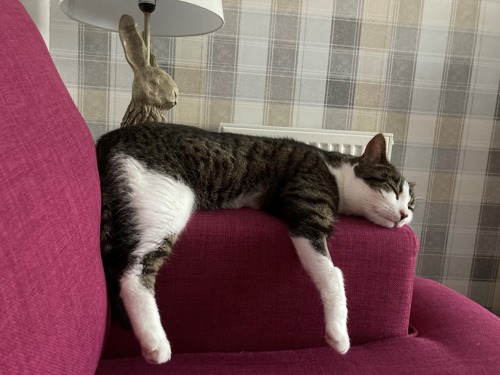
[120,236,182,364]
[120,257,172,364]
[291,236,350,354]
[116,156,195,364]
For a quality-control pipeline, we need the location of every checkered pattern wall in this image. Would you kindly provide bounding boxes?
[50,0,500,315]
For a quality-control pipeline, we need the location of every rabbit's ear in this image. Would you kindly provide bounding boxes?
[119,14,148,71]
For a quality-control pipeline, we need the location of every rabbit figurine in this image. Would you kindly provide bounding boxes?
[119,14,178,127]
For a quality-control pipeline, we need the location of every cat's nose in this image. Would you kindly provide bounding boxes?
[400,211,408,221]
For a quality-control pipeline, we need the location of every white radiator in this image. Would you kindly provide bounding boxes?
[219,123,394,161]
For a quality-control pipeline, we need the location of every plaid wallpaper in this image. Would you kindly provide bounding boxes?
[50,0,500,315]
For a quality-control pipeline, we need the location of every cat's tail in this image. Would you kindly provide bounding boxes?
[99,187,133,329]
[100,190,113,255]
[96,143,133,329]
[96,135,118,258]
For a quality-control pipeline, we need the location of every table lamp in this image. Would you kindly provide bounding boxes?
[59,0,224,126]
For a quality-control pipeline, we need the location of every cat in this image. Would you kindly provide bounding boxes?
[96,123,415,364]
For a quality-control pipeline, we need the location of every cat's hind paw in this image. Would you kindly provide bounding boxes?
[141,335,172,364]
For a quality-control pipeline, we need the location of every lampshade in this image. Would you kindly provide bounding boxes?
[59,0,224,37]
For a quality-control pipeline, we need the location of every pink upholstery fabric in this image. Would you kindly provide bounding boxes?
[0,1,107,374]
[103,210,418,358]
[97,278,500,374]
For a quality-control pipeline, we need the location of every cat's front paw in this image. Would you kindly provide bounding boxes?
[141,334,172,364]
[324,267,349,354]
[325,329,350,355]
[325,314,350,355]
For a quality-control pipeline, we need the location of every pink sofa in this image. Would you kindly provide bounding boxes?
[1,1,499,374]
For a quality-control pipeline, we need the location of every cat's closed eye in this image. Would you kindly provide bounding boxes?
[362,176,384,183]
[386,182,400,199]
[408,201,415,211]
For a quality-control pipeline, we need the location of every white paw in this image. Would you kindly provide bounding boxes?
[141,333,172,364]
[325,315,350,355]
[325,328,350,354]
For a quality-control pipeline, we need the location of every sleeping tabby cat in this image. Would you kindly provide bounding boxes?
[96,123,415,364]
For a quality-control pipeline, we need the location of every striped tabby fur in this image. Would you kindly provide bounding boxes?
[96,123,415,364]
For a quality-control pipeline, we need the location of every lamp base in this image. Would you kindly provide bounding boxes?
[118,14,178,128]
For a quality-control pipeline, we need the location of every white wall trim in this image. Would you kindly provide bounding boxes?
[20,0,50,49]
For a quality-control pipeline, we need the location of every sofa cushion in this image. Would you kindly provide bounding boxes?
[0,1,107,374]
[97,278,500,374]
[103,209,418,358]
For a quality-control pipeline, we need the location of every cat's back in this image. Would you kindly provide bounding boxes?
[96,122,342,212]
[97,123,205,157]
[96,122,314,165]
[95,122,334,189]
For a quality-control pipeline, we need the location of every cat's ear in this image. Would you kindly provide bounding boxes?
[362,133,388,164]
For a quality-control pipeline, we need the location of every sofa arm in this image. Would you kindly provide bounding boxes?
[409,277,500,371]
[103,209,418,358]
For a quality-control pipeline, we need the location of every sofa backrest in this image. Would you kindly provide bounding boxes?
[0,1,107,374]
[103,210,419,358]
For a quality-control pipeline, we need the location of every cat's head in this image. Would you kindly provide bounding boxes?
[341,134,415,228]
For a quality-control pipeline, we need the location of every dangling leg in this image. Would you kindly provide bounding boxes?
[290,236,350,354]
[120,237,176,364]
[115,156,195,364]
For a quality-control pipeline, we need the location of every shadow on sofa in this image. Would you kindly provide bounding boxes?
[1,1,499,374]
